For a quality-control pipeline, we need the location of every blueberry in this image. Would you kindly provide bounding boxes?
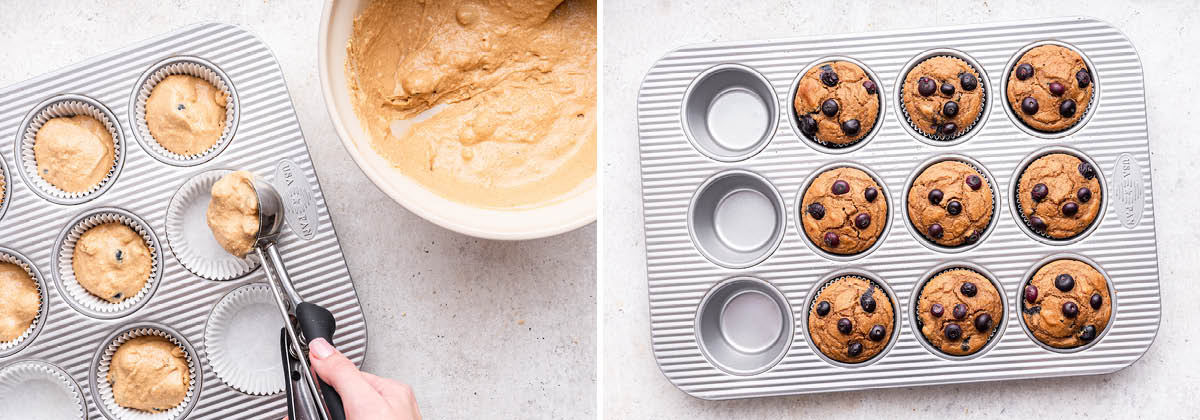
[965,229,981,244]
[940,123,958,135]
[1090,293,1103,309]
[1021,97,1039,115]
[945,323,963,340]
[176,103,186,111]
[941,82,955,96]
[841,119,861,136]
[1062,301,1079,318]
[837,318,853,334]
[917,77,937,96]
[855,213,871,230]
[1015,63,1034,80]
[959,72,978,91]
[942,101,959,117]
[799,114,818,136]
[1062,202,1079,217]
[863,80,878,94]
[1080,325,1097,342]
[114,249,124,262]
[1024,285,1039,302]
[946,200,963,216]
[112,292,123,300]
[808,202,826,220]
[1078,162,1097,179]
[847,341,864,357]
[1059,99,1077,117]
[860,293,876,313]
[816,300,831,316]
[823,232,840,248]
[864,187,878,202]
[928,223,944,239]
[821,69,840,87]
[1055,273,1075,292]
[832,180,850,195]
[1048,82,1066,97]
[960,282,977,297]
[822,98,840,117]
[1031,183,1049,201]
[966,175,982,190]
[869,324,886,342]
[928,189,944,205]
[1029,216,1047,232]
[1077,187,1092,203]
[953,303,968,320]
[1076,69,1091,88]
[974,313,993,332]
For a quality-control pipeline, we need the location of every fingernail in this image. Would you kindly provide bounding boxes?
[310,338,335,359]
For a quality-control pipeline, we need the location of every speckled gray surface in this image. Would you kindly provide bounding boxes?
[602,0,1196,418]
[0,1,596,419]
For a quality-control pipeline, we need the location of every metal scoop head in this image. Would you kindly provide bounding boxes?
[251,176,287,245]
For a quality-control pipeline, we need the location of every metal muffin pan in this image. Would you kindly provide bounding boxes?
[0,23,367,418]
[637,17,1160,399]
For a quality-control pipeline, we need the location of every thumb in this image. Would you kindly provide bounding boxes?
[307,338,378,401]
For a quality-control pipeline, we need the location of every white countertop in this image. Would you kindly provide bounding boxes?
[602,1,1197,418]
[0,1,595,418]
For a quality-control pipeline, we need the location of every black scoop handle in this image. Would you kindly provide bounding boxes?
[297,302,346,420]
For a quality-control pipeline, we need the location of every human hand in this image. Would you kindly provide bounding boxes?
[292,338,421,420]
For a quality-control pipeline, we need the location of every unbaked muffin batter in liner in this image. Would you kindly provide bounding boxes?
[91,324,200,420]
[130,56,239,165]
[52,208,162,319]
[16,95,124,204]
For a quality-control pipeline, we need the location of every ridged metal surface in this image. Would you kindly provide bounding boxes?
[0,23,366,418]
[637,17,1159,399]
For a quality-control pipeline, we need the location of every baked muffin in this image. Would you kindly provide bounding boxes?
[901,56,984,138]
[800,167,887,255]
[72,223,152,303]
[206,170,260,257]
[108,335,190,412]
[907,161,993,246]
[33,115,115,193]
[146,74,228,156]
[1021,259,1111,348]
[808,276,894,363]
[1017,153,1102,238]
[0,262,39,342]
[793,61,880,145]
[916,269,1002,356]
[1007,45,1093,132]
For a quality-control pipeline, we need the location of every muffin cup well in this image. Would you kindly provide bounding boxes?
[800,270,901,368]
[129,55,239,166]
[166,169,260,281]
[1000,40,1099,139]
[52,208,162,319]
[0,360,87,419]
[694,277,794,376]
[687,169,786,269]
[680,63,778,162]
[1015,253,1117,353]
[900,154,1001,253]
[1008,146,1107,245]
[894,49,992,146]
[793,162,892,262]
[787,56,886,154]
[90,323,200,420]
[203,283,285,395]
[14,94,125,205]
[0,248,48,357]
[909,262,1008,360]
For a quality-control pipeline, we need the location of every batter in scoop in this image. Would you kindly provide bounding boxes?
[346,0,596,209]
[34,115,115,193]
[206,171,259,257]
[146,75,228,156]
[0,262,39,342]
[73,223,152,304]
[108,335,190,412]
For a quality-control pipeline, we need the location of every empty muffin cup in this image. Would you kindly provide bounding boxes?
[901,154,1001,253]
[1009,146,1106,245]
[909,262,1008,360]
[0,360,87,420]
[166,169,260,281]
[14,94,125,205]
[130,55,239,166]
[0,248,48,358]
[688,169,786,269]
[894,49,991,145]
[1000,40,1099,139]
[695,277,794,375]
[91,323,201,420]
[787,56,887,153]
[52,207,162,319]
[204,283,286,395]
[681,64,779,162]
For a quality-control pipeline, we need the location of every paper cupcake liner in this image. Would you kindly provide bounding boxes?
[203,283,285,395]
[1012,149,1105,243]
[904,156,1000,250]
[0,250,46,355]
[166,169,260,281]
[788,56,886,152]
[0,360,86,420]
[55,209,161,318]
[131,56,239,165]
[17,95,124,204]
[1002,41,1098,137]
[898,54,987,142]
[0,157,10,221]
[94,326,199,420]
[911,266,1005,359]
[803,273,899,367]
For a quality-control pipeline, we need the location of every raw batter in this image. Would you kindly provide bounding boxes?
[33,115,115,193]
[108,335,190,412]
[146,74,228,156]
[346,0,596,209]
[73,223,152,304]
[0,262,39,342]
[206,170,259,257]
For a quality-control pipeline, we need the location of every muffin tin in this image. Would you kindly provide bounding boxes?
[0,23,367,417]
[637,17,1160,399]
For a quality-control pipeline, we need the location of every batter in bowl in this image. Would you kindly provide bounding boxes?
[345,0,596,209]
[108,335,190,412]
[206,170,259,257]
[33,115,115,193]
[146,74,228,156]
